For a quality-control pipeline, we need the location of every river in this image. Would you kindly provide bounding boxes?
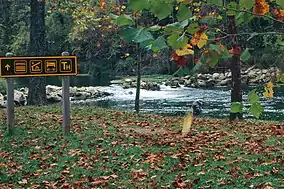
[73,84,284,121]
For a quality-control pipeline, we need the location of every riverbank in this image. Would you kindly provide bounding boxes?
[113,66,282,89]
[0,107,283,188]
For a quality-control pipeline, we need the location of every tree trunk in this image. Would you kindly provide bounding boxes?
[27,0,47,105]
[1,0,10,52]
[227,15,243,121]
[135,53,141,114]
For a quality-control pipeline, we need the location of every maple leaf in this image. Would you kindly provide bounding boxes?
[175,43,194,56]
[229,46,241,55]
[272,9,284,21]
[175,46,194,56]
[254,0,270,16]
[197,33,208,48]
[171,52,188,67]
[263,81,274,98]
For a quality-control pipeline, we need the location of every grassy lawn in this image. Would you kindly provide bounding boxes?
[0,107,283,188]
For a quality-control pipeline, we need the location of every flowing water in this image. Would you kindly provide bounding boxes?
[73,84,284,121]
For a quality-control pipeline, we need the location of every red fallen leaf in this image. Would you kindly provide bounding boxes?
[111,141,119,145]
[0,163,6,167]
[18,179,28,185]
[169,142,176,147]
[271,167,279,174]
[231,172,239,179]
[171,153,182,159]
[193,178,200,184]
[197,171,206,175]
[61,183,73,189]
[91,178,108,186]
[173,174,187,188]
[131,169,148,181]
[111,174,119,179]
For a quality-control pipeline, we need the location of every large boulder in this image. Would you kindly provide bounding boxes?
[46,85,61,94]
[184,79,192,87]
[47,92,62,103]
[217,78,231,86]
[0,93,5,108]
[14,90,26,106]
[196,79,207,87]
[212,73,220,80]
[141,82,160,91]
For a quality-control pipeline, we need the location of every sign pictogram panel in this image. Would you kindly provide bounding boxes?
[0,56,77,78]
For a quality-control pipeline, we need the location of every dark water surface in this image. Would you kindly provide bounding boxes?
[73,84,284,121]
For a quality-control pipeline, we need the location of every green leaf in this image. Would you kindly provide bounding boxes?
[248,89,259,104]
[109,13,119,20]
[165,20,189,34]
[119,27,153,44]
[240,48,251,62]
[231,102,243,113]
[177,4,192,21]
[173,67,183,77]
[249,102,264,119]
[200,16,217,26]
[119,27,139,42]
[167,33,188,50]
[133,28,154,43]
[240,0,254,10]
[150,1,173,20]
[236,12,245,25]
[209,44,232,59]
[115,14,134,26]
[151,36,168,52]
[276,0,284,9]
[190,62,202,74]
[186,23,200,34]
[227,2,237,16]
[200,50,220,68]
[207,0,223,6]
[128,0,150,11]
[146,25,162,31]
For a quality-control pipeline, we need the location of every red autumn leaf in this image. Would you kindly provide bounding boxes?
[229,46,241,55]
[171,52,187,67]
[271,9,284,21]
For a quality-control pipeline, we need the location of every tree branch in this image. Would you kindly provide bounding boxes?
[214,4,284,25]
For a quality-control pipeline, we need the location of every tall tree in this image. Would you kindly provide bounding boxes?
[228,15,243,121]
[0,0,11,54]
[27,0,47,105]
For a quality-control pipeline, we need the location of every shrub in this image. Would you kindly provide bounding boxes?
[0,78,7,95]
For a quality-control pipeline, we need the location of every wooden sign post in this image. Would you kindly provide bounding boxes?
[5,53,14,134]
[0,53,78,135]
[61,52,71,135]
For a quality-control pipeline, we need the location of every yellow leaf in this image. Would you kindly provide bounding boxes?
[266,81,274,89]
[263,84,274,98]
[197,33,208,49]
[175,49,194,56]
[182,112,193,136]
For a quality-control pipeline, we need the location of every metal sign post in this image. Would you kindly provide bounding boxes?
[0,53,78,135]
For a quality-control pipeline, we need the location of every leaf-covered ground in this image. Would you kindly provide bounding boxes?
[0,107,283,188]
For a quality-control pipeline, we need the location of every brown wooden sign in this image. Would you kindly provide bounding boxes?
[0,56,77,78]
